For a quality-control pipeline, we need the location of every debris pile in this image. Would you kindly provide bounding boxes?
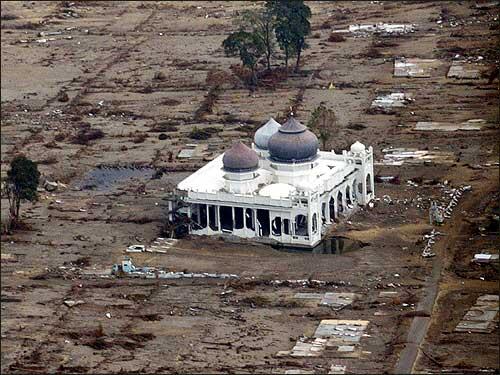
[278,320,370,359]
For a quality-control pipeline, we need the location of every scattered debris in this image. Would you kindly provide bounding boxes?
[111,257,238,280]
[394,58,440,78]
[126,245,145,253]
[455,295,499,333]
[415,119,488,131]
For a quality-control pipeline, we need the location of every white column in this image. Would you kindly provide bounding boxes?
[216,206,221,232]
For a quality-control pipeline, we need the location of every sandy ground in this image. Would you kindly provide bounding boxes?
[1,1,499,373]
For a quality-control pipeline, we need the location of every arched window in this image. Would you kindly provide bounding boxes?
[312,213,318,233]
[272,217,282,236]
[294,214,308,236]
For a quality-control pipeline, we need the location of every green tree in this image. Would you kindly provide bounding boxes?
[308,104,336,150]
[2,156,40,225]
[237,9,276,71]
[267,0,311,71]
[223,30,266,86]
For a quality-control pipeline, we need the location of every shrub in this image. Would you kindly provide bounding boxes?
[132,133,148,144]
[188,127,219,140]
[71,128,105,145]
[328,34,346,43]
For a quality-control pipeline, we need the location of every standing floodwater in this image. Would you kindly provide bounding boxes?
[76,165,155,191]
[273,236,368,254]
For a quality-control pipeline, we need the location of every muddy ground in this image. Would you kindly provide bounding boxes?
[1,1,499,374]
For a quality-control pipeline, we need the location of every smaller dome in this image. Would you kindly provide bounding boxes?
[222,141,259,172]
[350,141,366,153]
[254,118,281,150]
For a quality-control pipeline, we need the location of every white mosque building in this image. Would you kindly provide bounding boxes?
[170,117,374,248]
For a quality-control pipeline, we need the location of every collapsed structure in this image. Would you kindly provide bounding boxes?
[169,117,374,247]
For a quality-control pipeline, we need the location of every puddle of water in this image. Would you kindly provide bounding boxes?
[273,236,369,255]
[76,165,155,191]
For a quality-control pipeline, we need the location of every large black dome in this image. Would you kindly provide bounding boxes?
[268,117,319,163]
[222,141,259,172]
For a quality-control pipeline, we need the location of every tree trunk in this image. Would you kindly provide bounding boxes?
[295,48,302,72]
[284,47,289,69]
[15,197,21,220]
[251,66,258,87]
[265,28,272,71]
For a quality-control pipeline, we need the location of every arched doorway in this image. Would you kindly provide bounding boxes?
[352,179,358,202]
[366,173,372,194]
[346,185,352,206]
[329,196,336,221]
[337,191,344,215]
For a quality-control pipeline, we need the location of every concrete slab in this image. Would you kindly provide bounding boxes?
[455,294,499,333]
[447,61,481,79]
[415,119,487,132]
[320,292,360,310]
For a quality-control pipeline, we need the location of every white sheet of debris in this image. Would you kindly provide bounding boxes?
[371,92,412,110]
[377,148,455,166]
[331,23,416,35]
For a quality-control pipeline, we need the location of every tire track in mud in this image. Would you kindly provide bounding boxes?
[4,9,161,373]
[65,7,159,109]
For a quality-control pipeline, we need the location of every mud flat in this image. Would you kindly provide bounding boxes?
[1,1,498,373]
